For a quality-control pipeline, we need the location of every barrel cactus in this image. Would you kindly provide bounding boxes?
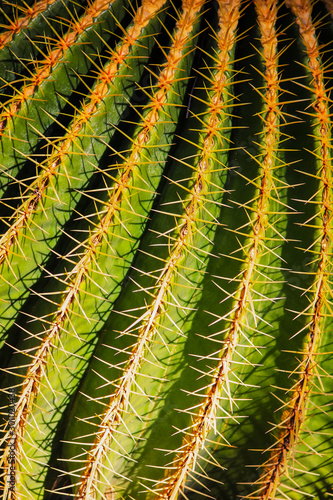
[0,0,332,498]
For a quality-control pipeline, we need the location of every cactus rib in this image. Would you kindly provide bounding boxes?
[71,2,208,497]
[0,0,56,48]
[0,0,164,345]
[0,1,168,496]
[0,0,117,135]
[247,1,333,499]
[155,1,285,497]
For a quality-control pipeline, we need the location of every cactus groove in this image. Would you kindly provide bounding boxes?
[0,1,332,499]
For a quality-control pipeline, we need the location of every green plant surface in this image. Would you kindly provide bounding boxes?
[0,1,332,500]
[0,0,163,345]
[0,0,74,83]
[0,0,130,192]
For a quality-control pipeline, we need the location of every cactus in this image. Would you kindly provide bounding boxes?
[0,0,332,498]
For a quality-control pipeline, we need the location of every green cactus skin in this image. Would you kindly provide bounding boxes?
[0,1,332,499]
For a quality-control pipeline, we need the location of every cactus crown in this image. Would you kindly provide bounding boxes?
[0,0,332,499]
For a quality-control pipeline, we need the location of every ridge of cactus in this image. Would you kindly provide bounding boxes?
[0,1,333,500]
[0,0,121,135]
[0,0,163,346]
[0,0,56,48]
[244,1,333,498]
[153,1,285,498]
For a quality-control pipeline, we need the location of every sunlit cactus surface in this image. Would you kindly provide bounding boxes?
[0,0,333,499]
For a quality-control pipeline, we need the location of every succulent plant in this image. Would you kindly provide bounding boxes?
[0,0,332,499]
